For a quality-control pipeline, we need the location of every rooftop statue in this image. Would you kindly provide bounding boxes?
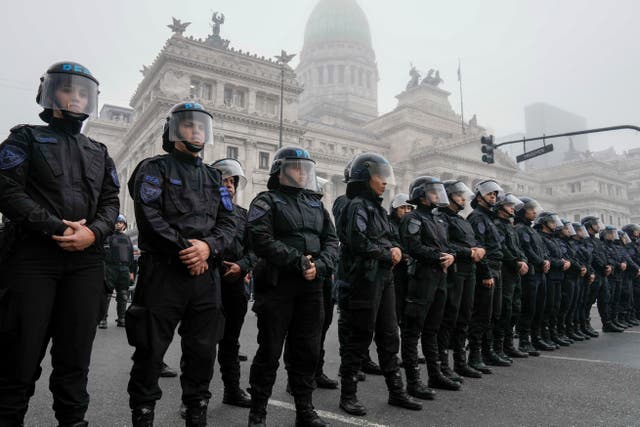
[167,17,191,36]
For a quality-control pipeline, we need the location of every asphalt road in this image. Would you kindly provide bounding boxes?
[24,305,640,427]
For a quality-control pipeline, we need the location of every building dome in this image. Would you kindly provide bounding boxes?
[303,0,372,49]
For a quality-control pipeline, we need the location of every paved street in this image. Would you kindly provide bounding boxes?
[24,304,640,427]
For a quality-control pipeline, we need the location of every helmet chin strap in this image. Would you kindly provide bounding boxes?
[480,194,496,211]
[450,197,465,212]
[180,141,204,153]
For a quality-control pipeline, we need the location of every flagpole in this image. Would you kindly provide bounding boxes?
[458,58,465,135]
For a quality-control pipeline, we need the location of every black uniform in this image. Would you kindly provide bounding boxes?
[604,240,625,323]
[126,150,235,412]
[218,204,256,393]
[437,206,479,368]
[514,220,548,342]
[557,235,582,336]
[539,232,566,339]
[0,119,119,425]
[583,235,611,325]
[567,238,592,332]
[467,205,503,352]
[103,229,135,324]
[493,217,527,351]
[399,205,451,370]
[389,212,410,324]
[247,187,338,409]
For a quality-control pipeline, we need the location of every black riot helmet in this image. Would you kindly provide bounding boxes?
[599,225,619,241]
[581,216,604,234]
[573,222,588,239]
[408,176,449,207]
[515,196,543,223]
[162,102,214,153]
[534,211,563,231]
[348,153,395,185]
[559,218,576,237]
[36,61,100,121]
[622,224,640,240]
[267,146,318,191]
[343,156,356,183]
[495,193,524,218]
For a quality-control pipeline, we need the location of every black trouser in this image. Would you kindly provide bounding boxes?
[558,275,577,332]
[393,262,409,326]
[569,276,585,325]
[532,274,547,337]
[0,237,104,425]
[468,261,501,350]
[633,277,640,317]
[218,275,249,390]
[517,272,542,338]
[450,268,476,355]
[317,278,335,376]
[127,254,224,410]
[402,274,447,367]
[104,264,131,322]
[438,266,471,354]
[249,272,324,402]
[610,276,623,319]
[338,270,400,378]
[495,265,519,345]
[585,274,610,323]
[543,275,562,333]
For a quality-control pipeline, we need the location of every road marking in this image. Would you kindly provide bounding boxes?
[540,355,615,364]
[269,399,390,427]
[621,330,640,334]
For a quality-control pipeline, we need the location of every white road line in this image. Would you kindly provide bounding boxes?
[621,330,640,334]
[268,399,390,427]
[539,355,615,364]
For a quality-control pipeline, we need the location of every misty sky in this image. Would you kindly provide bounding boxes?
[2,0,639,153]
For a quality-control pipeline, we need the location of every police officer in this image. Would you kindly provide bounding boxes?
[601,227,627,331]
[0,61,119,427]
[438,181,486,379]
[388,193,414,325]
[580,216,616,334]
[467,179,509,372]
[399,176,460,396]
[622,224,640,324]
[556,220,586,342]
[564,222,591,341]
[126,102,235,427]
[100,214,135,328]
[493,194,529,360]
[246,147,338,427]
[514,197,549,355]
[337,153,421,416]
[211,158,256,407]
[614,230,639,327]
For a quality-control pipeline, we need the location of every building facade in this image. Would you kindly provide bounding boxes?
[84,0,638,234]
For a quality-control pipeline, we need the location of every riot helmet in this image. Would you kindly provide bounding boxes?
[162,102,214,153]
[115,214,127,231]
[572,222,588,239]
[443,180,474,211]
[496,193,524,218]
[211,158,247,190]
[471,179,504,209]
[515,196,544,222]
[559,218,576,237]
[581,216,604,234]
[36,61,99,121]
[599,225,618,241]
[408,176,449,208]
[268,147,317,191]
[619,230,632,245]
[534,212,563,231]
[622,224,640,240]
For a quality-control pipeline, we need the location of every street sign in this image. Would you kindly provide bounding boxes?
[516,144,554,163]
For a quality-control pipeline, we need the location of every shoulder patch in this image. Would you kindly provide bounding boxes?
[0,145,27,170]
[523,233,531,243]
[169,178,182,185]
[408,218,421,235]
[140,182,162,203]
[306,199,322,208]
[144,175,161,186]
[477,222,486,235]
[110,168,120,188]
[355,208,368,233]
[34,135,57,143]
[219,186,233,212]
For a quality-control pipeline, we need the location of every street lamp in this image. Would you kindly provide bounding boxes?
[274,50,296,149]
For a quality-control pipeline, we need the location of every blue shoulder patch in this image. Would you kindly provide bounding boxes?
[144,175,161,186]
[523,233,531,243]
[0,145,27,170]
[35,136,57,143]
[356,208,368,233]
[248,206,267,222]
[307,199,321,208]
[169,178,182,185]
[477,222,486,235]
[110,168,120,188]
[140,182,162,203]
[219,186,233,212]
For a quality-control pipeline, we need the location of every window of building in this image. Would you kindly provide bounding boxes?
[190,79,214,101]
[350,66,356,84]
[574,214,580,222]
[545,187,553,196]
[227,146,239,159]
[358,69,364,86]
[599,182,606,193]
[259,152,270,170]
[224,86,233,106]
[609,215,613,224]
[190,79,201,99]
[317,67,324,85]
[327,65,334,84]
[223,85,247,108]
[569,182,581,193]
[366,71,371,89]
[607,184,613,195]
[202,83,212,100]
[338,65,345,84]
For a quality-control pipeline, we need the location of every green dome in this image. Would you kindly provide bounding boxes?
[303,0,372,48]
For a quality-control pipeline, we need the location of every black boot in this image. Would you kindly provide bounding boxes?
[467,348,492,374]
[532,335,555,351]
[614,314,630,329]
[481,343,511,367]
[132,407,154,427]
[493,338,513,363]
[549,327,571,347]
[504,337,529,358]
[574,323,590,340]
[385,371,422,411]
[404,365,436,400]
[159,362,178,377]
[315,372,339,389]
[361,358,383,375]
[248,396,267,427]
[517,336,540,357]
[556,325,573,344]
[541,328,560,349]
[584,319,599,337]
[339,375,367,416]
[453,350,482,378]
[567,324,585,341]
[603,321,624,332]
[185,400,208,427]
[629,313,640,326]
[427,361,461,391]
[223,386,252,408]
[294,395,328,427]
[439,357,464,383]
[627,313,640,326]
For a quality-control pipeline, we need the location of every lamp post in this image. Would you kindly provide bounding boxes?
[275,50,296,149]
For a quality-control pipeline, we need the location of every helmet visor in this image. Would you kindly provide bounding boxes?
[562,222,576,236]
[169,111,214,145]
[391,193,413,209]
[316,176,329,194]
[422,183,450,207]
[538,213,563,229]
[475,180,504,198]
[39,73,99,117]
[574,224,588,238]
[620,232,632,245]
[213,159,247,190]
[518,198,544,215]
[500,194,524,211]
[367,161,396,186]
[279,158,318,191]
[446,182,474,199]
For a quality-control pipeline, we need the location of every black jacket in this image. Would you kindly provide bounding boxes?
[104,230,135,272]
[223,204,257,277]
[494,216,527,274]
[539,231,565,281]
[438,206,479,274]
[515,220,548,277]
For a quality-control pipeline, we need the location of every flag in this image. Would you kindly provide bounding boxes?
[457,58,462,82]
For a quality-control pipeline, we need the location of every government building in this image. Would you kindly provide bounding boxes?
[84,0,639,235]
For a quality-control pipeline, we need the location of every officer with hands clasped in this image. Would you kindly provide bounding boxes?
[246,147,339,427]
[126,102,235,427]
[0,61,120,427]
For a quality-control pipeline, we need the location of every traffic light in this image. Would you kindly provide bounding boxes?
[481,135,495,164]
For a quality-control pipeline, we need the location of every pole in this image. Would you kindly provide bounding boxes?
[279,63,285,149]
[458,58,465,134]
